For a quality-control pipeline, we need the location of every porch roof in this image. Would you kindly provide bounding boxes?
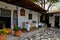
[0,0,47,13]
[46,10,60,14]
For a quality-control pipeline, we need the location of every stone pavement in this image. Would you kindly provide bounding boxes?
[6,28,46,40]
[6,28,60,40]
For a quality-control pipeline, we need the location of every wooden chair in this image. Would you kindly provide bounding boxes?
[22,22,26,28]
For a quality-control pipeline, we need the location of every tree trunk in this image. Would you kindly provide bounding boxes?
[44,0,45,9]
[47,3,52,11]
[40,0,44,8]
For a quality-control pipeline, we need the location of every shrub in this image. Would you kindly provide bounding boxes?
[13,27,21,31]
[0,29,8,35]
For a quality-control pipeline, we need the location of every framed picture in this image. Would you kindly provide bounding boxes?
[20,8,25,16]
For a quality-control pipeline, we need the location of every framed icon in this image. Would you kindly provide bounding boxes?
[20,8,25,16]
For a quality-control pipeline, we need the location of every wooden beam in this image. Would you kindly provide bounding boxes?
[0,0,47,13]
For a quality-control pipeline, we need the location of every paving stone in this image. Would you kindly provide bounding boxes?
[56,38,60,40]
[6,28,60,40]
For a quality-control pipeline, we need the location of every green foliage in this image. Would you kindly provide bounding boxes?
[32,0,38,2]
[47,0,58,3]
[32,21,36,23]
[32,0,58,3]
[0,21,2,23]
[0,29,8,35]
[13,27,21,31]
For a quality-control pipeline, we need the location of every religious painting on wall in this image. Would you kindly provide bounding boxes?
[20,8,25,16]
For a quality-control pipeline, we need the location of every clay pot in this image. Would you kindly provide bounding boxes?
[14,30,22,37]
[3,28,12,34]
[7,28,12,34]
[0,35,6,40]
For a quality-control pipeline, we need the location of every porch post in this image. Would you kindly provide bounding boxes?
[16,1,18,26]
[38,13,40,28]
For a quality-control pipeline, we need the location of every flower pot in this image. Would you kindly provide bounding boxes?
[14,30,22,37]
[7,28,12,34]
[3,28,12,34]
[0,35,6,40]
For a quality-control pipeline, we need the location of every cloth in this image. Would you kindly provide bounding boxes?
[25,24,30,31]
[36,23,44,28]
[36,23,38,28]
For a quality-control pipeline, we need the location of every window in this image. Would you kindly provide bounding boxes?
[28,14,32,20]
[0,8,11,17]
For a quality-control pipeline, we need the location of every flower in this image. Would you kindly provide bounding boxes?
[0,29,8,35]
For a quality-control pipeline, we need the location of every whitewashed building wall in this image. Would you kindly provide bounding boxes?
[49,14,60,27]
[0,1,41,28]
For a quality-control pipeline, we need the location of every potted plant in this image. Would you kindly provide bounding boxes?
[32,21,36,27]
[0,29,8,40]
[32,21,36,23]
[13,27,22,37]
[3,28,12,35]
[3,23,12,34]
[6,28,12,34]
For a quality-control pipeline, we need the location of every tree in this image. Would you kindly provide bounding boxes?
[32,0,59,24]
[32,0,59,12]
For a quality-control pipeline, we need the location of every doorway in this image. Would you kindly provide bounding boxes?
[0,17,11,29]
[0,8,11,29]
[45,14,50,27]
[55,16,59,28]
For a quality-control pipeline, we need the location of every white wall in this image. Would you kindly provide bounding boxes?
[49,15,55,27]
[49,13,60,27]
[18,7,39,28]
[0,1,41,28]
[0,1,17,28]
